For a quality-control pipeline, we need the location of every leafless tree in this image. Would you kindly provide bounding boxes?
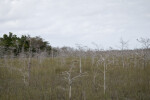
[119,38,129,68]
[27,37,32,86]
[137,38,150,67]
[62,61,88,100]
[76,44,87,73]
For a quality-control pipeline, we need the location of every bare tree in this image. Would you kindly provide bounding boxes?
[137,38,150,67]
[137,38,150,49]
[62,61,88,100]
[94,52,113,95]
[98,55,107,95]
[76,44,87,73]
[119,38,128,68]
[27,37,32,86]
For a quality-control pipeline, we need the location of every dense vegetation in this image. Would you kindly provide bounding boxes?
[0,33,150,100]
[0,32,51,56]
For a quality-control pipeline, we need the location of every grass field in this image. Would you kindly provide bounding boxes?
[0,55,150,100]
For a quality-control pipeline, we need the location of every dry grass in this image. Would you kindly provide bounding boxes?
[0,56,150,100]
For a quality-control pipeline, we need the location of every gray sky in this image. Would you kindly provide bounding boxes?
[0,0,150,49]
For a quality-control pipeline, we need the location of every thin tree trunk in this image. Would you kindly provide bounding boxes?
[28,39,32,86]
[80,57,82,73]
[104,61,106,95]
[28,52,31,86]
[69,85,72,100]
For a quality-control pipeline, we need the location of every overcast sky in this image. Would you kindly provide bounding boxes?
[0,0,150,49]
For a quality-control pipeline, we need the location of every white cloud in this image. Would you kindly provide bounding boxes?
[0,0,150,49]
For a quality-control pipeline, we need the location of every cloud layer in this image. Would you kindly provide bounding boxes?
[0,0,150,49]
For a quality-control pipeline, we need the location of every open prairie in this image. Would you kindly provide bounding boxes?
[0,51,150,100]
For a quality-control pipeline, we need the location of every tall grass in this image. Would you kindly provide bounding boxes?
[0,55,150,100]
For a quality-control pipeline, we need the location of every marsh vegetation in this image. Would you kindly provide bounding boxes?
[0,33,150,100]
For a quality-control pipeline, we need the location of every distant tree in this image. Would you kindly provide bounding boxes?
[119,38,128,67]
[0,32,19,55]
[0,32,51,57]
[137,37,150,67]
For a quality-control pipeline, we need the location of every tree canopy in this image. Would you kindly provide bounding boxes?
[0,32,51,56]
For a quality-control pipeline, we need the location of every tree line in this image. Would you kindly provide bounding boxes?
[0,32,52,57]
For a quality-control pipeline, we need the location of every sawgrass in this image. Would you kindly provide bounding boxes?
[0,57,150,100]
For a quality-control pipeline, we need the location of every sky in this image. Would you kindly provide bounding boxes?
[0,0,150,49]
